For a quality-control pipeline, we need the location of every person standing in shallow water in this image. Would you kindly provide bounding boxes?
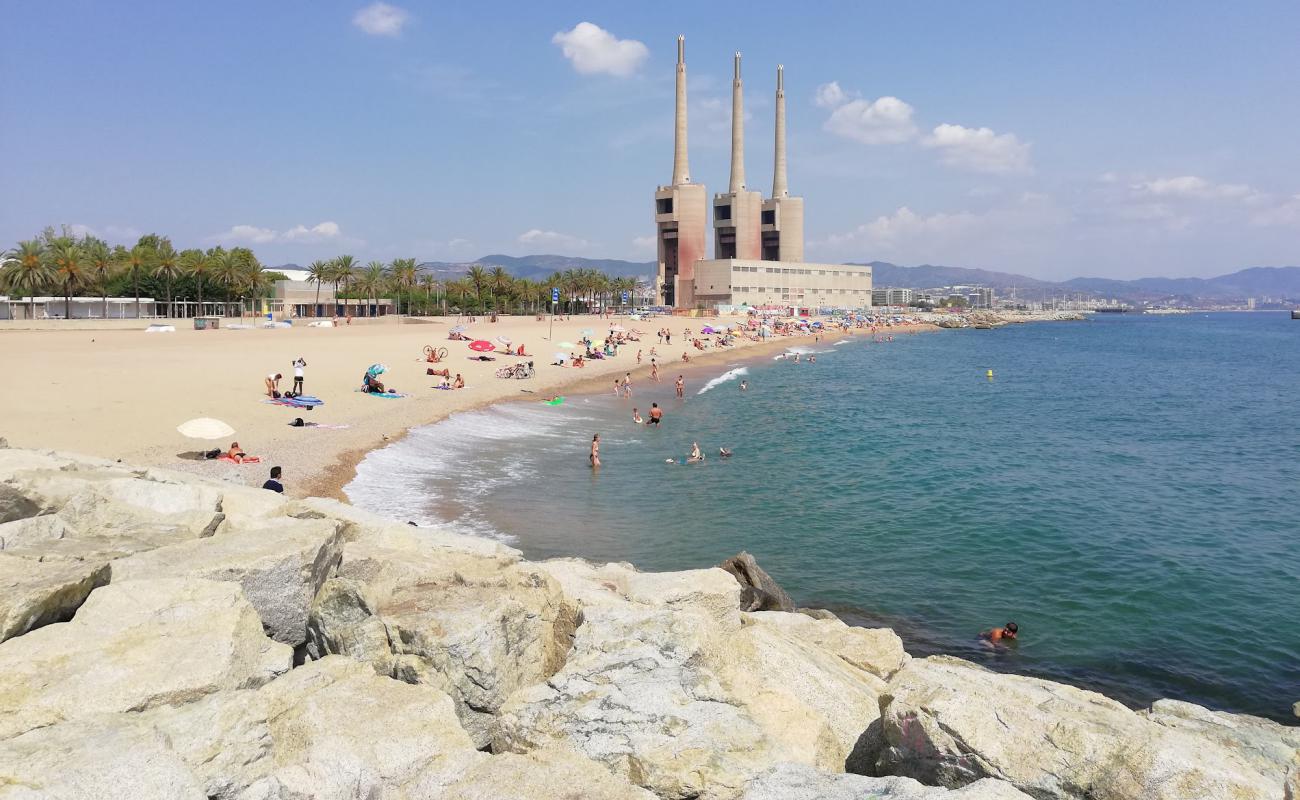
[675,375,685,399]
[589,434,601,469]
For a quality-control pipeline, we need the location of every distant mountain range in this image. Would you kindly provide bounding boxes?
[270,256,1300,304]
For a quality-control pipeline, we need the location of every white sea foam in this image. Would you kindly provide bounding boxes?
[697,366,749,395]
[834,339,851,346]
[345,400,584,540]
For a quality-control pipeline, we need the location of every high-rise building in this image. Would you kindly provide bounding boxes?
[712,53,763,261]
[761,65,804,262]
[653,36,707,308]
[654,39,868,311]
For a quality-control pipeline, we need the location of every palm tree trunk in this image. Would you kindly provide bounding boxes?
[314,283,321,317]
[166,279,173,318]
[134,275,141,319]
[197,279,204,317]
[65,282,72,320]
[102,289,108,319]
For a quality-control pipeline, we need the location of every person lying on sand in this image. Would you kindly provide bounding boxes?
[226,442,246,461]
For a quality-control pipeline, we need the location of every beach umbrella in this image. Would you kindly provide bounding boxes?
[176,418,235,440]
[469,340,496,352]
[553,352,567,362]
[449,325,467,334]
[497,336,512,346]
[558,341,575,348]
[609,324,626,333]
[367,363,387,377]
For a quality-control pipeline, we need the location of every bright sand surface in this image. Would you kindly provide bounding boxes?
[0,315,936,499]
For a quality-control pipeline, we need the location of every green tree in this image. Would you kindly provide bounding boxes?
[1,240,55,319]
[122,240,156,318]
[153,240,182,317]
[389,258,418,315]
[306,259,331,316]
[48,238,88,319]
[330,255,358,317]
[211,250,245,316]
[417,273,436,315]
[489,266,511,311]
[83,237,120,318]
[465,265,489,313]
[180,249,213,315]
[360,261,387,316]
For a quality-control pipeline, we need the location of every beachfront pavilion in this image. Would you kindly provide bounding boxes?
[271,280,394,319]
[690,259,874,311]
[0,296,164,320]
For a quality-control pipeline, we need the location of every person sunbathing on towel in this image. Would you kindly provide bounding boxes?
[363,372,386,393]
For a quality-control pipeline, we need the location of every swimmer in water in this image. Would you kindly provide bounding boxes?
[589,434,601,469]
[739,380,748,392]
[688,441,704,463]
[980,622,1019,644]
[719,447,733,458]
[632,408,643,424]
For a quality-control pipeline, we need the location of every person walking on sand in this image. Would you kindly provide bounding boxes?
[589,434,601,469]
[291,358,306,394]
[675,375,685,399]
[651,361,659,382]
[636,350,642,364]
[265,372,282,397]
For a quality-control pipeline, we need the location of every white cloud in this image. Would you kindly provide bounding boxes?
[813,81,847,109]
[1251,194,1300,227]
[631,235,656,253]
[518,229,590,251]
[281,221,342,243]
[1133,175,1254,200]
[352,2,409,37]
[923,123,1032,174]
[552,22,648,77]
[206,221,350,246]
[823,96,918,145]
[63,223,142,242]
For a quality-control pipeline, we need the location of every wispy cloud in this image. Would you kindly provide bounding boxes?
[1132,175,1255,201]
[518,228,590,251]
[552,22,648,77]
[352,2,409,37]
[206,221,358,247]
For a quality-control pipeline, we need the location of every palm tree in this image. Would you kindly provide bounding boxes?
[122,242,155,318]
[241,264,272,316]
[330,255,358,317]
[48,239,88,319]
[306,259,331,317]
[488,266,512,312]
[417,273,436,315]
[83,239,119,318]
[180,249,213,316]
[560,269,581,314]
[445,278,472,313]
[360,261,387,316]
[152,241,182,317]
[386,258,417,315]
[1,240,55,319]
[212,250,245,317]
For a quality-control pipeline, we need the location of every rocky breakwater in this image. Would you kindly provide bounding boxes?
[0,444,1295,800]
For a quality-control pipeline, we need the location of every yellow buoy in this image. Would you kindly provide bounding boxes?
[986,369,994,379]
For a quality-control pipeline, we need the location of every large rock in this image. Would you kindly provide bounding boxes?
[0,552,109,641]
[0,513,76,551]
[0,482,40,524]
[289,496,521,558]
[0,716,209,800]
[306,533,578,747]
[742,763,1033,799]
[112,517,344,646]
[874,655,1288,800]
[1143,699,1300,793]
[718,551,795,612]
[494,605,777,800]
[0,578,291,740]
[438,745,658,800]
[537,557,743,629]
[55,477,225,541]
[744,610,908,681]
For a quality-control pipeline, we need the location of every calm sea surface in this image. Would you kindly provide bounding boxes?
[346,312,1300,721]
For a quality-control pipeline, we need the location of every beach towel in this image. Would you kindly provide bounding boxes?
[217,455,262,464]
[364,391,408,399]
[544,397,566,406]
[265,395,324,409]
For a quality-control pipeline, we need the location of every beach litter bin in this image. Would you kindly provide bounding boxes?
[194,317,221,330]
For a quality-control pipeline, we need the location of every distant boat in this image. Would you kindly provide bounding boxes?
[1292,309,1300,320]
[1095,306,1133,313]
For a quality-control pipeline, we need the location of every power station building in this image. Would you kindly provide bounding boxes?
[654,38,870,311]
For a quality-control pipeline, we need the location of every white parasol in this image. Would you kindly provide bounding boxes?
[176,418,235,440]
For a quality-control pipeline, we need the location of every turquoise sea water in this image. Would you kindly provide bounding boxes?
[346,312,1300,721]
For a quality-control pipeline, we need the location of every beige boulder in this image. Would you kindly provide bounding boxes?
[742,763,1032,799]
[437,745,657,800]
[306,535,577,747]
[0,513,76,551]
[112,517,344,646]
[875,655,1287,800]
[0,552,108,642]
[743,610,908,680]
[290,496,521,558]
[0,578,291,740]
[537,557,743,629]
[0,716,208,800]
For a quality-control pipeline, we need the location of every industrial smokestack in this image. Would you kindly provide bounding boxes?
[772,64,788,198]
[671,35,691,186]
[729,52,746,193]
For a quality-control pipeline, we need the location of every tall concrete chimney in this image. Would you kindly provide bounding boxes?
[671,35,690,186]
[772,64,788,198]
[729,52,746,193]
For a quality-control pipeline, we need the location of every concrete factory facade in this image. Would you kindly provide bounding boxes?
[654,37,870,311]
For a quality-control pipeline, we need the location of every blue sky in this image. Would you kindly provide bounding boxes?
[3,1,1298,279]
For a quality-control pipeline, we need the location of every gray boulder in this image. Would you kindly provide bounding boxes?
[874,655,1288,800]
[743,763,1033,799]
[0,552,108,642]
[718,551,795,612]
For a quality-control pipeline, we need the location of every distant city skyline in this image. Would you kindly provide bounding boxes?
[3,1,1298,280]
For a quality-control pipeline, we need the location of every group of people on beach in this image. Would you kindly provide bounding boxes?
[264,357,307,398]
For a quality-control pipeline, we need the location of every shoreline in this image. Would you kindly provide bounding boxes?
[320,322,941,502]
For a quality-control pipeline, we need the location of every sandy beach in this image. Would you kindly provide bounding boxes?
[0,314,938,500]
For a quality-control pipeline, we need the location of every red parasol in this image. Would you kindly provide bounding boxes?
[469,339,496,352]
